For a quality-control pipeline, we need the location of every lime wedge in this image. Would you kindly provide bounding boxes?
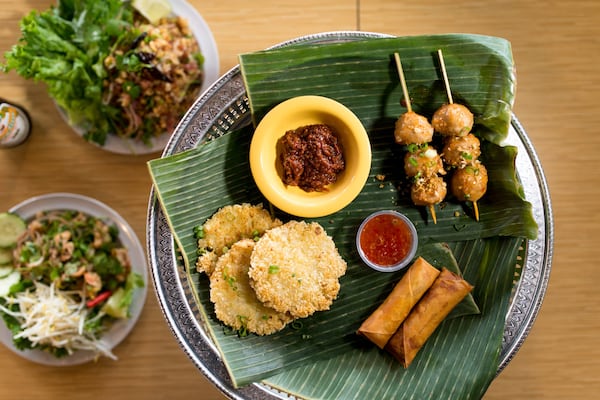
[133,0,173,24]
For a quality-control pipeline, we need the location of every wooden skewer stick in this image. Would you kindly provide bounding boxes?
[437,49,454,104]
[394,52,412,113]
[429,205,437,225]
[438,49,481,221]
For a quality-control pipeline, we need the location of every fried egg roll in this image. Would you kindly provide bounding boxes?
[385,267,473,367]
[357,257,440,348]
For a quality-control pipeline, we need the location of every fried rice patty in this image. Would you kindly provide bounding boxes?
[196,203,282,276]
[249,221,347,318]
[209,239,293,335]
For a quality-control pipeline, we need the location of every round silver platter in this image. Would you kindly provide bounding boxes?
[146,31,554,400]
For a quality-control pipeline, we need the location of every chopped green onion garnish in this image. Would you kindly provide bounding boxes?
[268,265,280,274]
[193,225,205,239]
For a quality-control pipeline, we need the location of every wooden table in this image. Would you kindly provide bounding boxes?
[1,1,598,398]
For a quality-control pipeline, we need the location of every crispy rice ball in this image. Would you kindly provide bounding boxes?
[209,239,293,335]
[196,203,282,276]
[248,221,347,318]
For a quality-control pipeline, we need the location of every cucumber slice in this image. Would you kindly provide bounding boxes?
[0,270,20,297]
[0,247,13,264]
[0,265,13,278]
[0,213,26,248]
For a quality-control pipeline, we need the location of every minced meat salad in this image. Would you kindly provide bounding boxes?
[103,16,204,144]
[279,124,345,192]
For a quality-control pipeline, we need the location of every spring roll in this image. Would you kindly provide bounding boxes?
[384,267,473,367]
[357,257,440,348]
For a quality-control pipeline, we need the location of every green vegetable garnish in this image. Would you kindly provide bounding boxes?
[193,225,205,239]
[268,265,280,274]
[101,271,144,319]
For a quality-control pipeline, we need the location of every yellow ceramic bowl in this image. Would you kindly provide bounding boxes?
[249,95,371,218]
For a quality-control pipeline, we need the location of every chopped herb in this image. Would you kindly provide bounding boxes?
[237,315,249,337]
[123,80,141,99]
[406,143,420,153]
[193,225,205,239]
[268,265,280,274]
[224,273,237,291]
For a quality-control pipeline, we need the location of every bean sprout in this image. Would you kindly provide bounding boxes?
[0,281,116,359]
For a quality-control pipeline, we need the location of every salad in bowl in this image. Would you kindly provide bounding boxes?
[1,0,219,154]
[0,193,146,364]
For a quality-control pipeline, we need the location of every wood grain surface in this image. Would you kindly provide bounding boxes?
[0,1,598,399]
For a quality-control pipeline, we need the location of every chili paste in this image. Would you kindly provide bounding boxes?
[279,124,345,192]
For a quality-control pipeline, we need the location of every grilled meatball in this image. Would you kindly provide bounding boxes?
[404,145,445,178]
[450,161,488,202]
[411,175,447,206]
[432,103,473,137]
[394,111,434,145]
[442,133,481,168]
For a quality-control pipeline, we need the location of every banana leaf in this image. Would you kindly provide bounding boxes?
[148,130,480,387]
[147,34,536,396]
[149,125,520,388]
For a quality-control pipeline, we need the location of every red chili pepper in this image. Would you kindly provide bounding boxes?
[86,291,111,308]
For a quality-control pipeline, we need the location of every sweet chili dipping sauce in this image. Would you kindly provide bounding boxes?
[357,211,418,271]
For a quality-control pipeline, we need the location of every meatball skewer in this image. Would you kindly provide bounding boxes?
[394,52,445,223]
[393,53,434,146]
[435,49,487,220]
[432,49,474,137]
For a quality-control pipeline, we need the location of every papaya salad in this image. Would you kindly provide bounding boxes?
[0,210,144,360]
